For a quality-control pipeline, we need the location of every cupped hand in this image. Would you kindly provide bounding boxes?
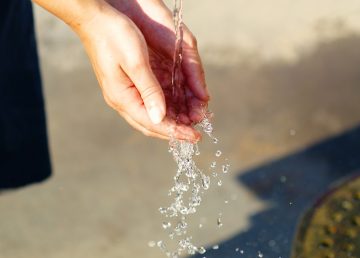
[76,1,209,142]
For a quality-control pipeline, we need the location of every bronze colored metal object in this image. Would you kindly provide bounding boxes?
[292,174,360,258]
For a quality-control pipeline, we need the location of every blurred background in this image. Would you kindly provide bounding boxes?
[1,0,360,257]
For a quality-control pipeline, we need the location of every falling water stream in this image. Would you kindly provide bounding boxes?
[147,1,230,257]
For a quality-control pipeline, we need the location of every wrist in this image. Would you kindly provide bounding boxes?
[33,0,106,32]
[64,0,107,33]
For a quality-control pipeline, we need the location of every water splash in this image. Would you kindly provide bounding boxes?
[157,124,214,256]
[156,110,227,257]
[153,0,230,257]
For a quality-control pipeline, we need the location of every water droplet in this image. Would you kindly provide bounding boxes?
[210,161,217,168]
[217,213,223,227]
[222,164,229,173]
[191,195,201,207]
[215,150,222,157]
[235,248,239,252]
[203,125,212,134]
[157,240,167,251]
[180,206,188,215]
[217,180,222,186]
[199,223,203,228]
[212,245,219,250]
[162,222,171,229]
[159,207,167,214]
[198,246,206,254]
[240,250,244,254]
[224,200,229,204]
[148,241,156,247]
[258,251,264,257]
[201,175,210,190]
[212,137,219,144]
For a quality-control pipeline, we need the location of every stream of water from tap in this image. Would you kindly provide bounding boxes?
[149,1,230,257]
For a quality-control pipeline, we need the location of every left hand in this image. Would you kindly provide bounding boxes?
[108,0,210,131]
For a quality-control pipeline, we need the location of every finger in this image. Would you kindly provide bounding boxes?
[131,64,167,125]
[119,110,170,140]
[122,93,201,142]
[123,112,194,142]
[105,84,173,141]
[96,48,197,141]
[189,99,207,124]
[186,88,208,124]
[120,39,167,125]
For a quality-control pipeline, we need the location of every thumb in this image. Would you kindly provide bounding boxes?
[128,64,166,124]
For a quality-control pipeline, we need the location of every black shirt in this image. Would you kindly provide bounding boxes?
[0,0,51,188]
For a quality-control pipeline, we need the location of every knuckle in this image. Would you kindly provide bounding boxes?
[103,84,133,112]
[129,59,145,72]
[127,55,148,72]
[103,94,124,111]
[141,86,162,101]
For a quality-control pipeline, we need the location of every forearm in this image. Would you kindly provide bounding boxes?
[32,0,104,31]
[106,0,171,21]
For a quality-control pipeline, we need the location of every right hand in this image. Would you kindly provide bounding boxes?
[75,2,207,142]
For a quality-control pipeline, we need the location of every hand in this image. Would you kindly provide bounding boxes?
[77,2,209,142]
[107,0,210,123]
[33,0,209,142]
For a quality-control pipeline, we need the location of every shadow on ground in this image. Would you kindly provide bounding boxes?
[198,126,360,258]
[192,33,360,258]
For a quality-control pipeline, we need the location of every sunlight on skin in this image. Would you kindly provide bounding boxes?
[33,0,209,142]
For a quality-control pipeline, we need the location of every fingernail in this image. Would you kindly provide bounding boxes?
[204,85,210,97]
[149,105,164,124]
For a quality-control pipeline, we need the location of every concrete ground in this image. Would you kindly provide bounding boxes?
[1,1,360,258]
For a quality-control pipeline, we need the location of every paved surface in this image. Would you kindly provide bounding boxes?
[0,1,360,258]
